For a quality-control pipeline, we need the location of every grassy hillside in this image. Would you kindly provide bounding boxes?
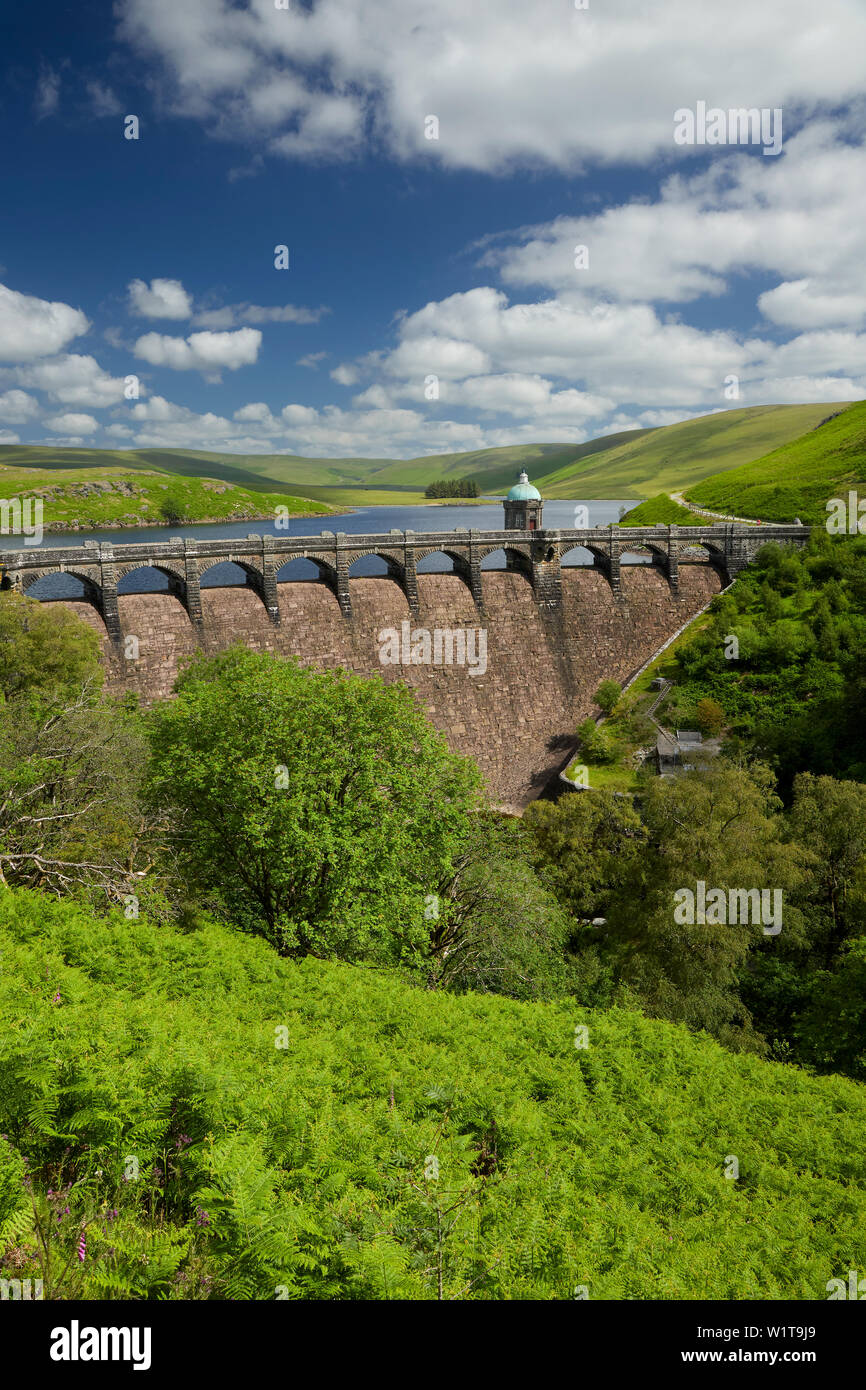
[0,461,333,533]
[0,438,649,505]
[618,493,706,526]
[361,433,655,493]
[535,403,845,499]
[685,402,866,523]
[0,402,853,514]
[2,885,865,1300]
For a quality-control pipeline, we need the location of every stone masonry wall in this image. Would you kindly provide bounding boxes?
[55,565,720,811]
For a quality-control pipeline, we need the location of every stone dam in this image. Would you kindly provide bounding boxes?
[0,523,809,811]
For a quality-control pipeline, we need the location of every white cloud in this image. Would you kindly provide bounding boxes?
[5,354,128,407]
[758,280,866,331]
[33,435,88,447]
[117,0,866,171]
[0,430,21,444]
[0,283,89,363]
[232,401,281,430]
[120,391,487,456]
[86,81,123,117]
[330,363,360,386]
[133,327,262,376]
[44,412,100,435]
[192,302,328,329]
[380,333,491,382]
[34,65,60,120]
[360,286,765,407]
[485,123,866,326]
[128,277,193,320]
[0,390,40,423]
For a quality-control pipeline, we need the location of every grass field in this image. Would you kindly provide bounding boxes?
[618,494,706,526]
[685,401,866,523]
[0,460,334,533]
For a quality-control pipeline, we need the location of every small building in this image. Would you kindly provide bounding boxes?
[656,729,721,775]
[504,471,543,531]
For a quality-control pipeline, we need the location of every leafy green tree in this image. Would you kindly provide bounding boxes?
[429,818,576,1000]
[796,937,866,1079]
[0,686,150,897]
[523,790,645,922]
[605,761,805,1051]
[788,773,866,966]
[695,697,724,737]
[145,647,483,962]
[577,717,613,765]
[0,592,102,702]
[158,486,191,525]
[594,680,621,715]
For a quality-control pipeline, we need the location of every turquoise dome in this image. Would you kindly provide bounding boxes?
[506,471,541,502]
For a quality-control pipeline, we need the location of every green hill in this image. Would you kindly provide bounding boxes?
[0,437,650,506]
[685,402,866,523]
[533,403,846,499]
[617,493,706,526]
[359,432,655,493]
[2,885,865,1300]
[0,459,333,533]
[0,402,854,513]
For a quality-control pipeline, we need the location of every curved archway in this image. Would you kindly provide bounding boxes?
[347,551,406,582]
[416,550,455,574]
[678,542,718,566]
[117,563,182,595]
[275,556,325,583]
[347,554,408,608]
[23,567,103,608]
[416,547,477,602]
[479,546,533,579]
[559,543,594,569]
[198,558,261,589]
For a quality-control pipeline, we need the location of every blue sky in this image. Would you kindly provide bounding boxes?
[0,0,864,458]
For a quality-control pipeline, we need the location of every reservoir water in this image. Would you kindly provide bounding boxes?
[17,499,650,600]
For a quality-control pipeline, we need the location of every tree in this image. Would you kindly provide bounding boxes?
[594,680,621,716]
[605,761,805,1051]
[523,790,645,922]
[796,937,866,1079]
[577,717,613,764]
[144,647,483,962]
[427,817,575,1000]
[0,592,102,703]
[0,684,151,898]
[788,773,866,967]
[158,486,191,526]
[695,697,725,737]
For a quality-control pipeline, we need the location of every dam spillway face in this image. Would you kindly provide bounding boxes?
[45,565,721,811]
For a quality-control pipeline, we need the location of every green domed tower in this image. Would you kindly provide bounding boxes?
[504,470,543,530]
